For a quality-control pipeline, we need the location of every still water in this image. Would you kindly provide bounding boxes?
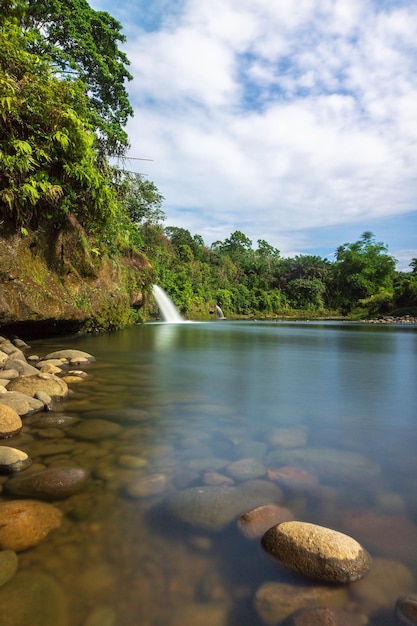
[8,321,417,624]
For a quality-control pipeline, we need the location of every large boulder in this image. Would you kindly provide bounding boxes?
[261,521,371,584]
[6,373,68,401]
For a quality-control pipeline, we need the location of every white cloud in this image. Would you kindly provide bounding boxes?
[95,0,417,263]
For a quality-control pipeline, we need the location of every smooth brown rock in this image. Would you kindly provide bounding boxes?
[396,594,417,625]
[7,373,68,401]
[0,500,62,551]
[261,521,371,583]
[0,446,32,472]
[0,404,22,438]
[254,581,348,625]
[238,504,294,540]
[4,467,89,500]
[0,549,18,587]
[68,418,122,440]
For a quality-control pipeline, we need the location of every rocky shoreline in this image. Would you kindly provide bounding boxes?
[1,334,417,625]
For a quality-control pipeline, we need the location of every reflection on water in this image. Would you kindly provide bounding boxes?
[3,321,417,625]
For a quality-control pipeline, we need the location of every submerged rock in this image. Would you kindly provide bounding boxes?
[238,504,294,540]
[0,499,63,551]
[4,467,89,500]
[396,594,417,625]
[0,550,18,587]
[261,521,371,583]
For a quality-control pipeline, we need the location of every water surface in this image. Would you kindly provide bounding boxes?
[10,321,417,624]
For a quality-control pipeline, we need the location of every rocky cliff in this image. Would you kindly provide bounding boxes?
[0,224,153,338]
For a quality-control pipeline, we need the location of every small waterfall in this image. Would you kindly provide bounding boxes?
[216,305,225,319]
[152,285,184,322]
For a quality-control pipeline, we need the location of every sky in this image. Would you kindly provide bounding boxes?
[92,0,417,270]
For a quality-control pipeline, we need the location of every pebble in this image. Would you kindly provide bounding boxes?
[269,426,308,448]
[0,446,32,472]
[396,594,417,625]
[261,521,371,583]
[124,473,168,498]
[68,418,122,441]
[4,466,89,500]
[238,503,295,540]
[225,457,266,481]
[0,549,18,587]
[0,499,63,551]
[254,581,348,625]
[0,570,69,626]
[0,391,44,416]
[0,404,22,438]
[267,465,319,492]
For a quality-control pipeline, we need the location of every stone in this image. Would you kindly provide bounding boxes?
[0,391,44,416]
[0,549,18,587]
[68,418,122,440]
[0,571,69,626]
[254,581,348,625]
[6,373,69,401]
[166,480,282,532]
[203,471,234,486]
[0,446,32,472]
[4,467,89,500]
[261,521,371,583]
[42,349,95,363]
[30,414,79,429]
[267,465,319,492]
[225,457,266,481]
[3,358,39,376]
[269,426,308,448]
[124,473,168,498]
[84,606,117,626]
[0,404,22,438]
[284,606,369,625]
[350,557,414,615]
[238,503,294,540]
[0,369,19,380]
[396,594,417,625]
[0,500,63,551]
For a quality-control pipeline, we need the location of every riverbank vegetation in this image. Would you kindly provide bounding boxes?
[1,1,416,331]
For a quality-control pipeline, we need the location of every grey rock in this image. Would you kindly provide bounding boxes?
[0,391,48,416]
[42,349,95,363]
[4,358,39,376]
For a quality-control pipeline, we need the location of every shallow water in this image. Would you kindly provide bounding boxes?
[4,321,417,625]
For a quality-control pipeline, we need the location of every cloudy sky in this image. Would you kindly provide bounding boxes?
[92,0,417,270]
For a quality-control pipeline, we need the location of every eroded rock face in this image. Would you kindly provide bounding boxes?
[261,521,371,584]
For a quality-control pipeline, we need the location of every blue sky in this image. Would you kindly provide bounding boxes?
[92,0,417,270]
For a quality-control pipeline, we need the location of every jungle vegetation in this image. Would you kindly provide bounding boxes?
[1,1,416,323]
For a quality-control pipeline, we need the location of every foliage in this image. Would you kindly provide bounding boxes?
[4,0,133,155]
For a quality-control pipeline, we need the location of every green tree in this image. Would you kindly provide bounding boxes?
[5,0,133,155]
[115,171,165,225]
[333,232,396,314]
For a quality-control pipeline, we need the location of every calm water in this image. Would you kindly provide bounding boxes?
[8,321,417,625]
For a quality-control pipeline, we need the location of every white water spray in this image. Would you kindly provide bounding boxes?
[152,285,184,323]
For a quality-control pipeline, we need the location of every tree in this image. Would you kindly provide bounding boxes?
[333,232,396,313]
[115,171,165,225]
[5,0,133,155]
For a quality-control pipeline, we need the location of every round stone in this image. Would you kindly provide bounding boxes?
[68,418,122,440]
[4,467,89,500]
[0,404,22,438]
[6,374,68,401]
[225,457,266,481]
[42,349,95,363]
[0,549,18,587]
[0,446,32,472]
[124,473,167,498]
[0,500,63,551]
[396,594,417,625]
[238,504,294,540]
[261,521,371,583]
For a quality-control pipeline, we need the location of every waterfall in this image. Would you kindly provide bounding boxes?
[216,305,225,319]
[152,285,184,322]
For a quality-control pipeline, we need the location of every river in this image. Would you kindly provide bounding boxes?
[7,320,417,625]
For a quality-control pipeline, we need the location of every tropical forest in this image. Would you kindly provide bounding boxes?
[1,0,417,334]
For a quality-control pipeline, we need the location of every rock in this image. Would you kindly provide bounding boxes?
[6,373,69,401]
[269,426,308,448]
[238,503,295,540]
[166,480,282,532]
[283,606,369,625]
[29,414,79,429]
[42,349,95,363]
[68,418,122,440]
[225,457,266,481]
[61,373,86,384]
[261,521,371,583]
[267,447,379,484]
[203,471,234,486]
[4,358,39,376]
[4,467,89,500]
[254,581,348,625]
[84,606,117,626]
[0,369,19,380]
[350,557,414,615]
[267,465,319,493]
[396,594,417,625]
[0,571,69,626]
[124,473,168,498]
[0,446,32,472]
[0,391,44,416]
[0,550,18,587]
[0,500,63,551]
[0,404,22,438]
